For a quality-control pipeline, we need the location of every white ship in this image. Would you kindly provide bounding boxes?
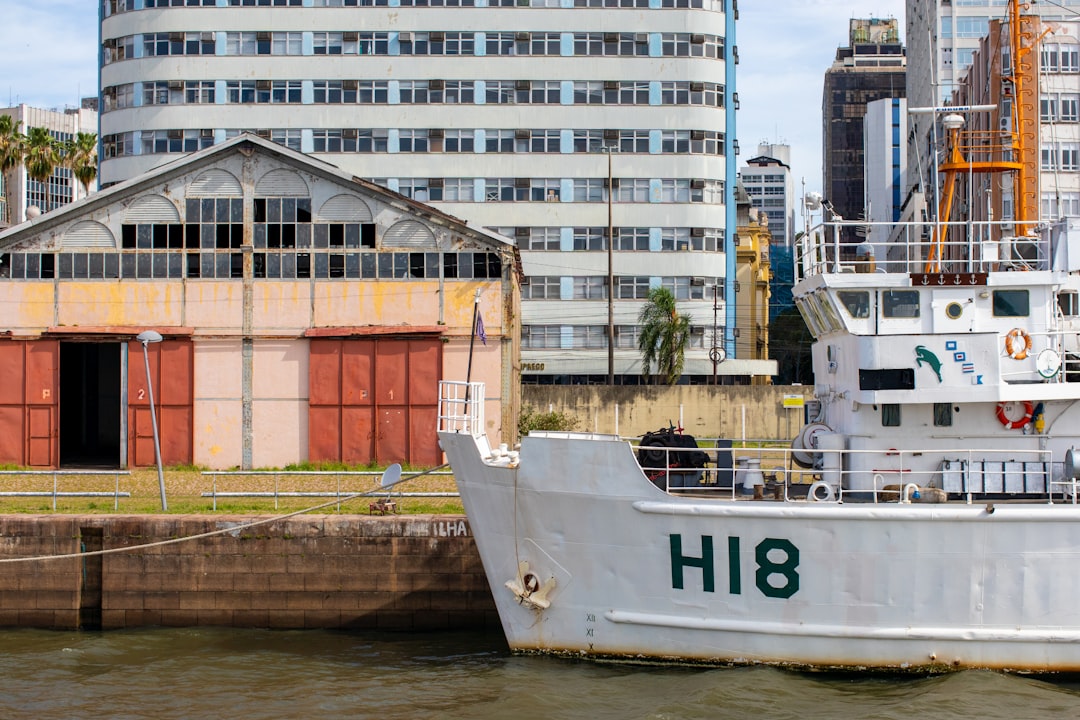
[436,3,1080,671]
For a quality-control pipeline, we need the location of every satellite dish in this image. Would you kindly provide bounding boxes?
[1036,348,1062,379]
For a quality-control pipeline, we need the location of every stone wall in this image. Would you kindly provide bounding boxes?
[0,515,497,631]
[523,384,815,441]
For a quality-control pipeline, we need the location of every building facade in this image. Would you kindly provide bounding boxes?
[0,104,99,228]
[740,143,794,322]
[822,18,906,244]
[98,1,759,384]
[0,135,518,470]
[863,97,907,263]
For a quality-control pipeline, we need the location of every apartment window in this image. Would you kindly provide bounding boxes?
[358,81,390,104]
[620,131,650,153]
[531,179,561,202]
[185,81,216,104]
[617,276,651,299]
[523,227,561,250]
[522,325,562,349]
[143,81,183,105]
[660,131,691,154]
[523,276,561,299]
[530,130,561,153]
[441,178,475,201]
[444,130,475,153]
[620,82,650,104]
[617,227,650,251]
[270,129,302,151]
[271,81,302,104]
[573,130,605,153]
[572,326,608,348]
[485,33,516,55]
[573,276,607,300]
[618,179,650,203]
[660,228,691,251]
[357,130,390,152]
[484,178,518,202]
[615,324,641,348]
[528,81,561,104]
[485,81,516,104]
[661,276,703,300]
[226,81,256,103]
[573,179,606,202]
[141,129,213,154]
[485,130,516,153]
[573,82,604,105]
[443,81,475,104]
[573,227,606,250]
[313,81,358,104]
[398,130,430,152]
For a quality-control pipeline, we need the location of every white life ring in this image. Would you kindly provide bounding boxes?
[1004,328,1032,360]
[808,480,836,502]
[995,400,1033,430]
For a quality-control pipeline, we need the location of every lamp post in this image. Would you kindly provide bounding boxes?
[601,145,616,385]
[136,330,167,511]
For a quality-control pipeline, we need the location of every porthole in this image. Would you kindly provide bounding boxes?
[945,302,964,319]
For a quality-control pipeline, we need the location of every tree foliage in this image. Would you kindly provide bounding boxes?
[518,406,581,437]
[638,286,691,385]
[64,132,99,194]
[768,308,814,385]
[0,115,25,224]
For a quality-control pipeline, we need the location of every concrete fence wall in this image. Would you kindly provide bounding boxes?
[522,385,815,441]
[0,515,498,631]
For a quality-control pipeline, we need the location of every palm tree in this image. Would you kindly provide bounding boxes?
[64,132,99,196]
[23,126,61,213]
[638,286,691,385]
[0,115,25,224]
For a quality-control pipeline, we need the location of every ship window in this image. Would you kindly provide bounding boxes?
[933,403,953,427]
[992,289,1029,317]
[945,302,964,319]
[837,290,870,319]
[882,290,920,318]
[881,403,900,427]
[818,293,843,331]
[794,297,822,338]
[1060,291,1079,317]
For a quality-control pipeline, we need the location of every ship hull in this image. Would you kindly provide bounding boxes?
[440,430,1080,671]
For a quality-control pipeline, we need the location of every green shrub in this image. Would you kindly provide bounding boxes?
[518,406,582,437]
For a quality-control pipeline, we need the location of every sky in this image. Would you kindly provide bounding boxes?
[0,0,907,202]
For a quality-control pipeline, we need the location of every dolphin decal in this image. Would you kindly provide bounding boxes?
[915,345,942,382]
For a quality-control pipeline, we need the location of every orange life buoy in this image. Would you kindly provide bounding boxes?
[996,401,1034,430]
[1004,328,1032,360]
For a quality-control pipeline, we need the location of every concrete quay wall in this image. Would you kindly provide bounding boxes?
[0,515,498,631]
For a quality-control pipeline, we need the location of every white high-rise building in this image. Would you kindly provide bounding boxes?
[863,97,907,264]
[99,1,760,383]
[0,104,98,228]
[741,143,794,246]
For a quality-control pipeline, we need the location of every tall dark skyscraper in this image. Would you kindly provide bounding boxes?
[822,18,906,237]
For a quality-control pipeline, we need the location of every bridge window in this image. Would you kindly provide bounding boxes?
[837,290,869,319]
[992,289,1029,317]
[882,290,920,318]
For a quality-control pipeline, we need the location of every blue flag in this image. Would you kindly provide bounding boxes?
[476,311,487,345]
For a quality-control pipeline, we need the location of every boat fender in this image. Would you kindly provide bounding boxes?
[808,480,836,502]
[995,400,1033,430]
[1004,328,1032,360]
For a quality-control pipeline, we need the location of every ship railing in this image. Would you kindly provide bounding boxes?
[437,380,485,437]
[999,328,1080,385]
[795,219,1050,281]
[632,443,1073,504]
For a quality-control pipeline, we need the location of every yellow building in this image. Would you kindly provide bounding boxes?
[735,183,772,384]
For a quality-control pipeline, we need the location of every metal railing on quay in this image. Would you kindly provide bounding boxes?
[200,469,458,511]
[0,470,131,510]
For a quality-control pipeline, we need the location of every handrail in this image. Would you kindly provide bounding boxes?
[0,470,131,510]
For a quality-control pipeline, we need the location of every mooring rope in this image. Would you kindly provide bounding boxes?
[0,464,450,564]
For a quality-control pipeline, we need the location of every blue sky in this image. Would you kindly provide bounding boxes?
[0,0,906,199]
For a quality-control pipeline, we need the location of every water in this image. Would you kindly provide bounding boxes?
[2,628,1080,719]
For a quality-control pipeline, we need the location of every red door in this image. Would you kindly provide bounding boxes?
[308,336,441,466]
[127,338,193,468]
[0,340,59,468]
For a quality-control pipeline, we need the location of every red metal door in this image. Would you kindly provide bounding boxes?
[127,338,193,468]
[0,340,59,468]
[308,336,441,466]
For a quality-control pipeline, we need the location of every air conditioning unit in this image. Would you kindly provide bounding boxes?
[635,33,648,44]
[167,129,182,139]
[604,128,619,139]
[515,227,530,237]
[691,34,705,44]
[604,81,619,90]
[201,32,216,43]
[168,81,183,90]
[343,80,358,90]
[256,32,272,41]
[690,277,705,286]
[691,227,705,237]
[256,128,271,138]
[343,32,359,42]
[515,80,530,90]
[343,128,359,139]
[201,128,214,138]
[515,178,530,188]
[691,179,706,189]
[256,80,271,90]
[515,129,530,139]
[429,128,444,139]
[169,32,184,42]
[690,81,705,92]
[429,178,444,188]
[604,33,619,43]
[429,79,445,90]
[398,32,413,42]
[691,130,706,140]
[516,32,530,41]
[431,31,445,42]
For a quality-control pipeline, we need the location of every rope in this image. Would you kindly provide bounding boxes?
[0,464,450,564]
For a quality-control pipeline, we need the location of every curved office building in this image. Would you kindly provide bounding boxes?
[100,0,746,383]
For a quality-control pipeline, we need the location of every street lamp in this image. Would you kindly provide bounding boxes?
[136,330,167,511]
[601,145,616,385]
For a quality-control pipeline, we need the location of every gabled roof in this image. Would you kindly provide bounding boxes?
[0,133,512,251]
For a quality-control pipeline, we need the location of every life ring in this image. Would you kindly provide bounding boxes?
[808,481,837,502]
[995,400,1034,430]
[1004,328,1032,360]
